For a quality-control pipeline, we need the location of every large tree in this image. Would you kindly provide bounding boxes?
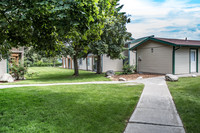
[0,0,63,59]
[61,0,113,76]
[0,0,129,76]
[90,2,131,74]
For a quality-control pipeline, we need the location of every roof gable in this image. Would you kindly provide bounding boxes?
[130,36,200,50]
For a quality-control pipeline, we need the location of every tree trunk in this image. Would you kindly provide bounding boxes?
[73,56,79,76]
[96,55,102,74]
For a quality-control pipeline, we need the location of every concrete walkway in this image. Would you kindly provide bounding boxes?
[124,77,185,133]
[0,80,139,89]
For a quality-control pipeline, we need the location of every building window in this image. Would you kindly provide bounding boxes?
[79,58,82,65]
[87,58,90,66]
[151,48,154,53]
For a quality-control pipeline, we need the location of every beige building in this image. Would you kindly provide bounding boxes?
[0,47,24,77]
[62,54,125,72]
[62,38,137,73]
[130,36,200,74]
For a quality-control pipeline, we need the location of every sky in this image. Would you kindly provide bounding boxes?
[119,0,200,40]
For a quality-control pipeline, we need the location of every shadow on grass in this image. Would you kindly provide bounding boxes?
[26,72,107,82]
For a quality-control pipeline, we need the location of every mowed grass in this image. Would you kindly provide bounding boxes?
[0,84,143,133]
[167,77,200,133]
[1,67,110,85]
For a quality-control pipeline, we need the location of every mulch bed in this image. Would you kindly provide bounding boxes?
[112,73,163,81]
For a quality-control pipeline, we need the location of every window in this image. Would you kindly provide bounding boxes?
[79,58,83,65]
[151,48,154,53]
[191,51,196,61]
[87,58,90,66]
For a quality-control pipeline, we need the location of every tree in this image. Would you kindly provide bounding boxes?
[0,0,63,60]
[61,0,112,76]
[90,2,131,74]
[0,0,128,76]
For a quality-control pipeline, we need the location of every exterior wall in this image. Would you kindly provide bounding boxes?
[62,55,123,72]
[199,48,200,72]
[0,60,7,77]
[11,47,24,64]
[129,43,136,66]
[174,47,190,74]
[102,55,123,72]
[137,41,173,74]
[78,57,93,71]
[62,57,66,68]
[129,51,136,66]
[62,57,93,70]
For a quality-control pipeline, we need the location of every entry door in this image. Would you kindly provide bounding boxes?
[190,49,197,73]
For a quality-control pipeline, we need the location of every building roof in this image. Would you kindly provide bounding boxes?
[130,36,200,50]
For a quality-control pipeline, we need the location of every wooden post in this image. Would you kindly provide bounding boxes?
[71,58,72,69]
[62,57,64,68]
[92,56,94,71]
[65,58,67,68]
[86,57,88,71]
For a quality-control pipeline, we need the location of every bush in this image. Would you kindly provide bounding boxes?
[9,62,27,80]
[122,63,136,75]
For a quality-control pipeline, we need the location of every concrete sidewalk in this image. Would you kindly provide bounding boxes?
[124,77,185,133]
[0,80,140,89]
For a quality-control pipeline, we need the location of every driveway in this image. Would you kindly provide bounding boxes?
[124,76,185,133]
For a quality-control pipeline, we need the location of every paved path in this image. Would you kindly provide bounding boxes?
[124,77,185,133]
[0,80,140,89]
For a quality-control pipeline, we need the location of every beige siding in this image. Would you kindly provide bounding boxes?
[78,58,86,70]
[199,48,200,72]
[0,60,7,77]
[78,58,93,71]
[175,47,190,74]
[137,41,173,74]
[129,43,136,66]
[102,55,123,72]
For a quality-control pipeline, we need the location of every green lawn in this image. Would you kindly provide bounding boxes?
[167,77,200,133]
[1,67,110,85]
[0,84,143,133]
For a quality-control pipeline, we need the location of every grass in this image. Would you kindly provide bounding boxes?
[1,67,110,85]
[167,77,200,133]
[0,84,143,133]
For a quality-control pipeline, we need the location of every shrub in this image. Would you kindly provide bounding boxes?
[30,62,62,67]
[122,63,136,75]
[9,62,27,80]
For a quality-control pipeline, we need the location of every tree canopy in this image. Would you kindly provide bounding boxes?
[0,0,131,76]
[89,2,131,74]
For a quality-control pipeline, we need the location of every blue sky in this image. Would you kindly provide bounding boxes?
[120,0,200,40]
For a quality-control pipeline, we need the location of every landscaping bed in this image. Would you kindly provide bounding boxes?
[112,73,163,81]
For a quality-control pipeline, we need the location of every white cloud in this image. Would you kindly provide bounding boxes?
[119,0,200,40]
